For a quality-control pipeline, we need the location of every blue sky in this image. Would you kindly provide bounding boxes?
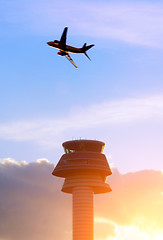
[0,0,163,173]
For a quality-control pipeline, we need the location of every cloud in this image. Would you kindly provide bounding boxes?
[0,158,28,166]
[0,160,72,240]
[0,95,163,148]
[106,224,163,240]
[95,169,163,232]
[95,218,163,240]
[0,161,162,240]
[2,0,163,47]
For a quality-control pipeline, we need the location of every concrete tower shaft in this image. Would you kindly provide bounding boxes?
[52,140,112,240]
[73,186,94,240]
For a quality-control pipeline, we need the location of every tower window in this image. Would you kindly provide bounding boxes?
[65,148,75,154]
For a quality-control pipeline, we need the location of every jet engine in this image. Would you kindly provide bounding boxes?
[58,51,66,56]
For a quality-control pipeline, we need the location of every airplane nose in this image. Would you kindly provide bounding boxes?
[47,41,54,47]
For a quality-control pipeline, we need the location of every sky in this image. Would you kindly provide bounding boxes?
[0,0,163,239]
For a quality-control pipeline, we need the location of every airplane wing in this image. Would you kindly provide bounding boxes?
[60,27,68,48]
[65,53,78,68]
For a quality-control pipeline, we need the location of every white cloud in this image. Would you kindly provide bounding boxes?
[106,224,163,240]
[0,95,163,148]
[0,158,49,165]
[94,217,160,240]
[2,0,163,47]
[36,158,50,164]
[0,158,28,166]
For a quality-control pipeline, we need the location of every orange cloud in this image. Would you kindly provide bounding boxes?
[95,169,163,236]
[0,161,162,240]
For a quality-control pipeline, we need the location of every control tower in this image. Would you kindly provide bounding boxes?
[52,139,112,240]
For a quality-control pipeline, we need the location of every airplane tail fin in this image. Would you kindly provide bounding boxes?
[82,43,94,60]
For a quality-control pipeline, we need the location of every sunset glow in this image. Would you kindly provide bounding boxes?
[0,160,162,240]
[1,0,163,239]
[95,217,163,240]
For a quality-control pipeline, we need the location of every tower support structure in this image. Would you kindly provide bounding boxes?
[73,186,93,240]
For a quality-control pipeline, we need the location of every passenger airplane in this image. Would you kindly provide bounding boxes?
[47,27,94,68]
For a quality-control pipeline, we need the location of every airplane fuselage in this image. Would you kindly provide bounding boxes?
[47,41,83,54]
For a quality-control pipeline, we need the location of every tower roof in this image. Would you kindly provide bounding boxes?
[62,139,105,153]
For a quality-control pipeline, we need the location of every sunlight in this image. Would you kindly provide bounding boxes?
[95,217,115,225]
[95,217,163,240]
[106,224,163,240]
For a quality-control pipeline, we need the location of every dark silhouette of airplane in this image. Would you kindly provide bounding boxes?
[47,27,94,68]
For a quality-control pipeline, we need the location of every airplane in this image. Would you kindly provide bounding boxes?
[47,27,94,68]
